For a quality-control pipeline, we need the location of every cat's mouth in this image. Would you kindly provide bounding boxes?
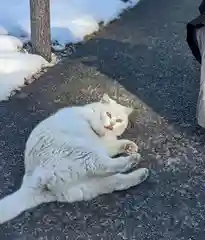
[104,125,113,130]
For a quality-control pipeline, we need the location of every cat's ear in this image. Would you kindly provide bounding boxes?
[124,106,133,115]
[101,94,116,104]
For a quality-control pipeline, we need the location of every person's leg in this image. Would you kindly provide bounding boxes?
[196,27,205,128]
[196,27,205,54]
[186,15,204,64]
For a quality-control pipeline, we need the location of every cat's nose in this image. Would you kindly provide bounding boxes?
[110,120,115,126]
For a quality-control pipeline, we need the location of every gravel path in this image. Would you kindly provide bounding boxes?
[0,0,204,239]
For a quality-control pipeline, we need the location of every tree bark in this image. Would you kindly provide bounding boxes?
[30,0,52,62]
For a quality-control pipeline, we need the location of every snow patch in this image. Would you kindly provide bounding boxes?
[0,35,23,52]
[0,50,49,101]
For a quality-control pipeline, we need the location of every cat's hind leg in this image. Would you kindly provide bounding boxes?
[98,154,142,175]
[58,168,149,203]
[86,168,149,199]
[78,154,141,179]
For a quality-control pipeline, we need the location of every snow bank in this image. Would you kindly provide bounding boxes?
[0,0,139,45]
[0,36,49,101]
[0,0,140,101]
[0,35,23,52]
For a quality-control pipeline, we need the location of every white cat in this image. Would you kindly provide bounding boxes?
[0,94,149,224]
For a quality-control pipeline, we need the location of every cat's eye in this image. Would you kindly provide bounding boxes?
[106,112,112,118]
[116,119,123,123]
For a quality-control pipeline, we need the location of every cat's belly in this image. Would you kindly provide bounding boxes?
[24,141,107,197]
[24,129,107,174]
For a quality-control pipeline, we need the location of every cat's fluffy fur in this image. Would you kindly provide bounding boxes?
[0,94,149,224]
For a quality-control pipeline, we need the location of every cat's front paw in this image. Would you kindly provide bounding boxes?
[123,153,142,172]
[128,153,141,165]
[123,141,139,155]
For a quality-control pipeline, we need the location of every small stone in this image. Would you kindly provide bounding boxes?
[166,157,180,165]
[166,149,171,157]
[156,154,161,160]
[173,133,182,139]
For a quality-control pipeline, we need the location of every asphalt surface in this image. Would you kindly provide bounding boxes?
[0,0,204,239]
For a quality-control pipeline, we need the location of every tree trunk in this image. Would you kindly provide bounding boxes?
[30,0,52,62]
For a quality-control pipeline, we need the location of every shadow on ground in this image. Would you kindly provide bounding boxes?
[71,37,204,137]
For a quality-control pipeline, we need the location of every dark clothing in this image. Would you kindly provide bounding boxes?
[187,1,205,128]
[186,0,205,63]
[199,0,205,14]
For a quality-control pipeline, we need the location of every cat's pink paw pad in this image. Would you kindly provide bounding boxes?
[124,142,138,155]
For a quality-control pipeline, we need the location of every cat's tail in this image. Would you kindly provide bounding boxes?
[0,183,55,224]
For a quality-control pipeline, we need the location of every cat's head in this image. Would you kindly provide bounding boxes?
[98,94,133,136]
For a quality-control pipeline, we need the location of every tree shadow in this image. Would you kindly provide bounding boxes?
[69,37,204,139]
